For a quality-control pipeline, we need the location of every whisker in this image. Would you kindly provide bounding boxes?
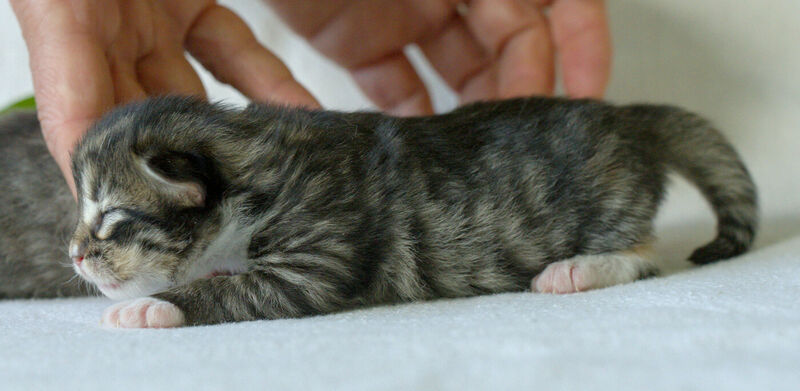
[88,281,101,297]
[62,273,80,286]
[59,260,76,269]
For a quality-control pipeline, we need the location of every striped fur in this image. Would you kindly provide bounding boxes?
[0,111,88,298]
[0,97,757,325]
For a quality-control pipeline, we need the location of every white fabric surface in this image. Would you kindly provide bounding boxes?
[1,1,799,390]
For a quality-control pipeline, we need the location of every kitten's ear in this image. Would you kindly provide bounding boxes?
[137,152,209,208]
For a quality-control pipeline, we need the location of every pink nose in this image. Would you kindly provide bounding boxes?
[69,242,86,266]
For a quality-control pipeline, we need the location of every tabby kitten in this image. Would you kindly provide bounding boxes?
[0,96,757,328]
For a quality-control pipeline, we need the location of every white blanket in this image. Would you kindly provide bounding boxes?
[1,1,798,390]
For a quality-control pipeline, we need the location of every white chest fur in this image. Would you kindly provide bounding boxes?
[184,221,254,282]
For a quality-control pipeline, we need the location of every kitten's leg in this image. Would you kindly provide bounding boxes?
[102,255,353,328]
[101,298,185,328]
[531,244,658,294]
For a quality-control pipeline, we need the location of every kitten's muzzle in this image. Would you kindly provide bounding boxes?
[69,241,87,265]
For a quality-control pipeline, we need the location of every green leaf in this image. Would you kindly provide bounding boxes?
[0,95,36,115]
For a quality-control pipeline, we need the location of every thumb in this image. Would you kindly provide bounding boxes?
[11,0,115,198]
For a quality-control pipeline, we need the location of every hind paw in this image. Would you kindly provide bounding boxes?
[531,261,594,294]
[532,251,656,294]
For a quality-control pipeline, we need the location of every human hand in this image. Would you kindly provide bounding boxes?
[11,0,318,196]
[266,0,611,115]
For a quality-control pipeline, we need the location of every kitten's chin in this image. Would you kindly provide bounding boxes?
[73,260,173,300]
[94,277,172,301]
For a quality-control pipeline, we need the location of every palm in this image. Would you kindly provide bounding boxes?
[267,0,611,115]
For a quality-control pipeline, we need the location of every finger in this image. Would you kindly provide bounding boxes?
[136,2,205,97]
[108,59,147,103]
[262,0,350,38]
[100,17,146,104]
[184,6,317,107]
[11,0,115,197]
[103,13,147,104]
[461,0,555,99]
[417,17,490,94]
[549,0,611,98]
[460,66,499,104]
[137,50,205,97]
[68,0,121,47]
[304,0,455,68]
[350,53,434,116]
[159,0,215,38]
[496,20,555,98]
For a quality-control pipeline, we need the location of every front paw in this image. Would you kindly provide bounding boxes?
[101,298,185,328]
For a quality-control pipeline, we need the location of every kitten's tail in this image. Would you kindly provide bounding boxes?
[634,105,758,264]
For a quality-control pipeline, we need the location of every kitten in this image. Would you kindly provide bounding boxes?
[0,96,757,328]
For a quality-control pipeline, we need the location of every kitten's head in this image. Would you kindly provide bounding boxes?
[68,97,235,299]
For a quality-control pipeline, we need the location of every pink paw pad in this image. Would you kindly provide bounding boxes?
[102,298,185,329]
[531,261,593,294]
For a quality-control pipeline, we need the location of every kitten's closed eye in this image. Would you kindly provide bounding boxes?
[93,209,128,241]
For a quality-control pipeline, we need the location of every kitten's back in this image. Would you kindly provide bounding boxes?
[0,111,89,298]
